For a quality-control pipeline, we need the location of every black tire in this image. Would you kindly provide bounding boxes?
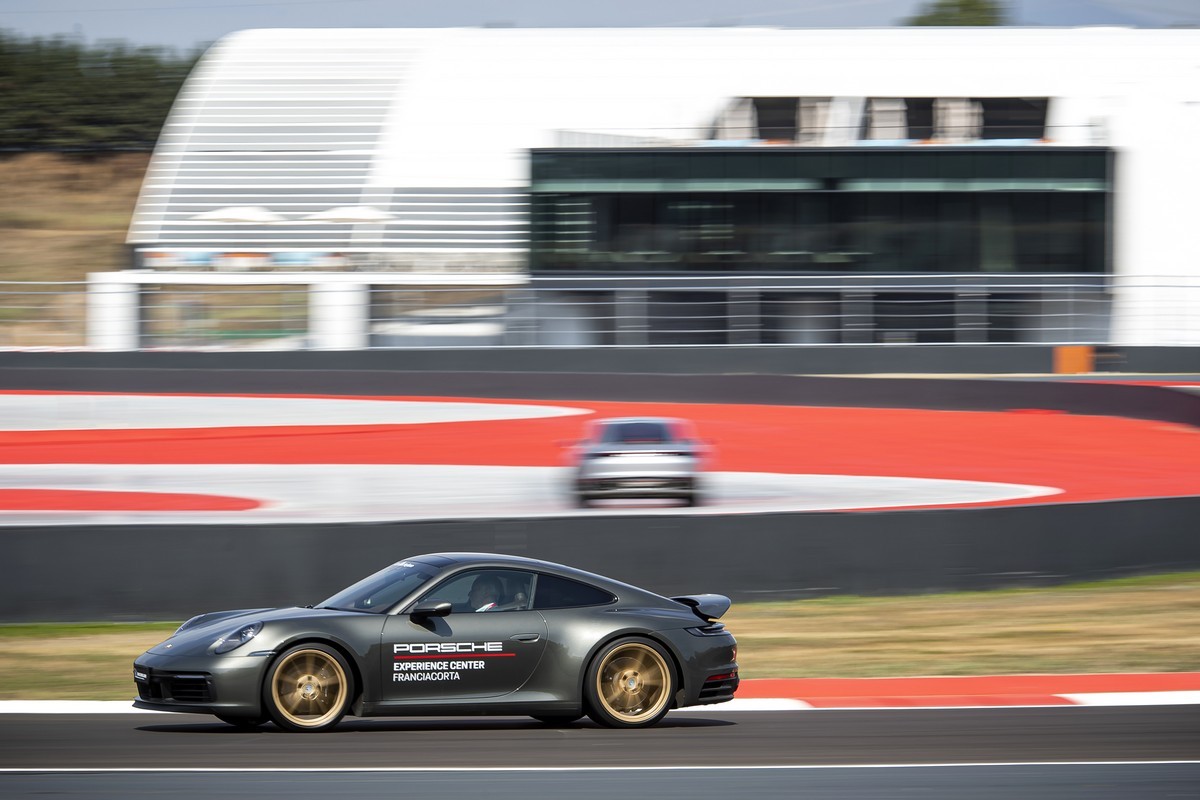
[262,643,354,732]
[214,713,268,729]
[531,714,583,726]
[584,637,675,728]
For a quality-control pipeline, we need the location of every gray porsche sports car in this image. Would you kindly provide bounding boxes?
[133,552,739,732]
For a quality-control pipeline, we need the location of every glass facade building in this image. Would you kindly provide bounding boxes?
[530,148,1112,275]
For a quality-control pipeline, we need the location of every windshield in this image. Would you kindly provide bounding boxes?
[317,560,437,613]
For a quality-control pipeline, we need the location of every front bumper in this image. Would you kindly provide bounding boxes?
[133,650,272,716]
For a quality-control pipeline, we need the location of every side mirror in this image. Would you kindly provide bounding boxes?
[409,600,452,619]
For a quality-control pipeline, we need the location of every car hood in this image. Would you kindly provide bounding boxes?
[144,606,343,656]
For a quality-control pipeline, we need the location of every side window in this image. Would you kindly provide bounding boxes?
[532,574,616,610]
[418,569,533,613]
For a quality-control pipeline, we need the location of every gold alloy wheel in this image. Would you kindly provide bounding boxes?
[593,641,671,724]
[269,648,348,729]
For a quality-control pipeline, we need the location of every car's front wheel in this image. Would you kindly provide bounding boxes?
[584,637,675,728]
[263,643,354,732]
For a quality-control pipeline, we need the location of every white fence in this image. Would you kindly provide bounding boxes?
[2,274,1198,350]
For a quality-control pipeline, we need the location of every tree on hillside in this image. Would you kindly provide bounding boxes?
[0,33,202,151]
[903,0,1010,26]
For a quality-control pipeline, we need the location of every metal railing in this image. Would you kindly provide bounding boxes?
[2,276,1199,350]
[0,282,89,349]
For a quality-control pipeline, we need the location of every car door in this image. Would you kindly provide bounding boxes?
[379,568,547,703]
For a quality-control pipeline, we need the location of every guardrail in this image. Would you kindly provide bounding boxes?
[3,275,1200,349]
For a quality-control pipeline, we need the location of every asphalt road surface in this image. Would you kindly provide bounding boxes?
[2,707,1196,799]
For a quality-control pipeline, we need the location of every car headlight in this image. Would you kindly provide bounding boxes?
[212,622,263,654]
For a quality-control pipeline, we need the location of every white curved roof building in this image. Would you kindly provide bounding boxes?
[123,26,1200,346]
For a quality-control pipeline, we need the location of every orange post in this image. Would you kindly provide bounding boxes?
[1054,345,1094,374]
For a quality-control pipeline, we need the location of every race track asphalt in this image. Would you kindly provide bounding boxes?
[2,707,1196,799]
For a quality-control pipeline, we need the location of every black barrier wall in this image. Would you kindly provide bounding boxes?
[1,365,1198,426]
[7,497,1200,622]
[0,345,1197,375]
[2,346,1056,375]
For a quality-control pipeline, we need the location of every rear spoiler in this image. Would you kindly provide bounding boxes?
[671,593,732,622]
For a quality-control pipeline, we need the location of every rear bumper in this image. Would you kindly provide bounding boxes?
[692,669,740,705]
[660,629,739,709]
[578,476,696,499]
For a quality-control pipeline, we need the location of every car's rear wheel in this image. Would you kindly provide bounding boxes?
[584,637,674,728]
[263,643,354,732]
[214,712,268,729]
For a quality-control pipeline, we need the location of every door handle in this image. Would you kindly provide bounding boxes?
[511,633,541,643]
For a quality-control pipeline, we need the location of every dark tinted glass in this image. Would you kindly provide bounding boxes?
[532,574,616,609]
[319,560,437,613]
[601,421,671,444]
[529,149,1110,274]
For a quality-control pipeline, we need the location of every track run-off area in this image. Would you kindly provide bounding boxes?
[0,390,1199,522]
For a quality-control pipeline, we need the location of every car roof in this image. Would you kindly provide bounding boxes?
[418,552,563,569]
[409,552,669,605]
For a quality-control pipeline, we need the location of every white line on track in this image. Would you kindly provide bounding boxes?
[1061,691,1200,706]
[0,395,590,430]
[2,761,1198,774]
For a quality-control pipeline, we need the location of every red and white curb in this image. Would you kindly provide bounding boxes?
[702,674,1200,710]
[678,691,1200,711]
[3,674,1198,714]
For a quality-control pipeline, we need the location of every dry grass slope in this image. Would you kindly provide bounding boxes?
[0,153,149,283]
[0,153,149,346]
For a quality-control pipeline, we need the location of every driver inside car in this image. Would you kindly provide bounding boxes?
[467,575,502,612]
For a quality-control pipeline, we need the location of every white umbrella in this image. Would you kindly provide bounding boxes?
[190,206,286,223]
[304,205,394,223]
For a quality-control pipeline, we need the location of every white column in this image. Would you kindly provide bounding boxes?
[1109,46,1200,345]
[86,273,141,351]
[308,283,369,349]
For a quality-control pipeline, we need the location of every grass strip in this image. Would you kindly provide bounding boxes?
[2,572,1198,700]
